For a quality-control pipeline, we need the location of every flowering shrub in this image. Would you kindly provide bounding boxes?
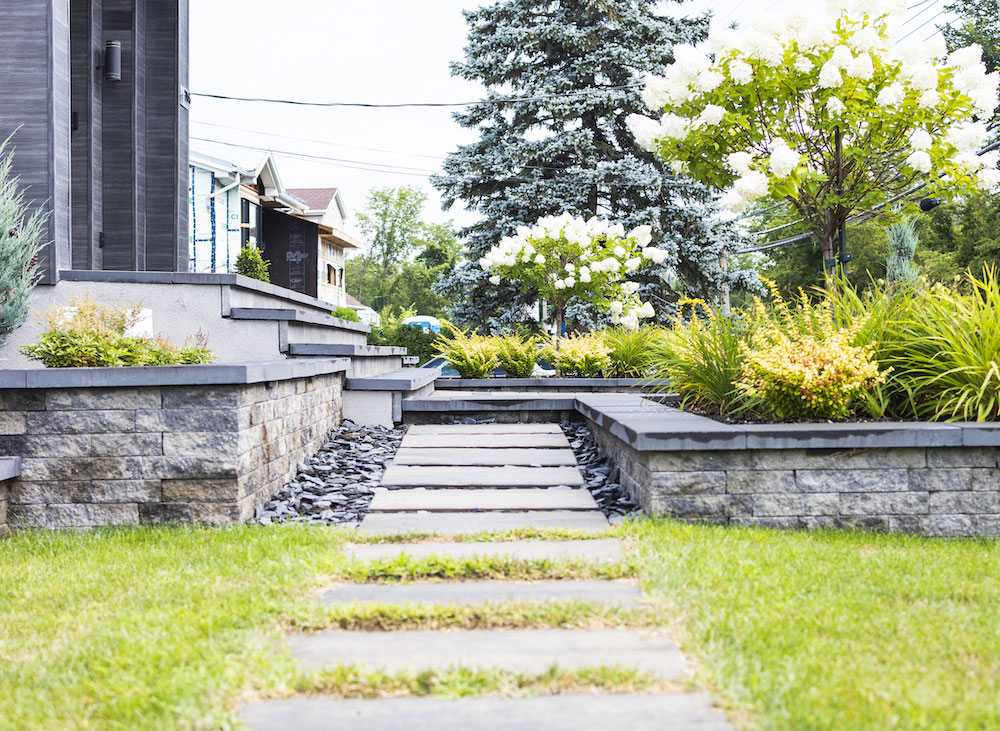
[481,213,666,333]
[543,334,611,377]
[627,0,1000,268]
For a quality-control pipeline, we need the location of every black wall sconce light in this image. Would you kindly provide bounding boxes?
[101,40,122,82]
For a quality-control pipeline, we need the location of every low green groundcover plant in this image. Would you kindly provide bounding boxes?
[21,296,213,367]
[332,306,360,323]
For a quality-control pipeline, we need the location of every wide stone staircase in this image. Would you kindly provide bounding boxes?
[240,423,733,730]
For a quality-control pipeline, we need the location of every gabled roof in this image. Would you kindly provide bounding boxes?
[287,187,338,211]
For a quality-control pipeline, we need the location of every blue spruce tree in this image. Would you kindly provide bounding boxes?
[433,0,750,332]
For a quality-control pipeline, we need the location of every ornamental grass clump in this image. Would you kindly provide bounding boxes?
[738,288,886,420]
[603,328,658,378]
[432,326,498,378]
[493,333,542,378]
[649,301,750,415]
[544,334,610,377]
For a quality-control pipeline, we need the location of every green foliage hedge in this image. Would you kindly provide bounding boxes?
[234,244,270,282]
[332,306,360,323]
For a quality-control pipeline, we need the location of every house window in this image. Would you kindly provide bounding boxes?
[240,199,260,247]
[326,264,335,285]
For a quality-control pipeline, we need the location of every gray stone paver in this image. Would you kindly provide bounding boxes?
[393,447,577,466]
[357,510,610,535]
[381,464,583,487]
[368,487,600,512]
[290,628,687,677]
[320,579,641,607]
[399,433,570,449]
[241,693,733,730]
[343,538,624,563]
[406,423,564,435]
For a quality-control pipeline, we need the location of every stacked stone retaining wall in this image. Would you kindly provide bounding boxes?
[0,363,345,529]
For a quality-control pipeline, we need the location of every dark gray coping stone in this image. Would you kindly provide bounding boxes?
[0,359,349,389]
[0,456,22,481]
[435,377,671,389]
[346,368,441,391]
[573,393,1000,451]
[228,307,369,333]
[288,343,407,357]
[403,394,578,412]
[240,693,734,731]
[57,270,370,331]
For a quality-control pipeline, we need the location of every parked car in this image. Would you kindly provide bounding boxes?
[420,357,556,378]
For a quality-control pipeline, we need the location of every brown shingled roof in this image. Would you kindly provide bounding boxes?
[287,187,338,211]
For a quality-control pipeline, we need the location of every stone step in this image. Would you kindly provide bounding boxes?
[400,433,570,449]
[381,465,584,488]
[357,511,609,536]
[343,539,625,563]
[406,423,564,435]
[393,447,577,467]
[368,488,600,513]
[241,693,733,731]
[289,628,686,677]
[320,579,640,607]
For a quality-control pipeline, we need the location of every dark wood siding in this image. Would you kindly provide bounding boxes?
[260,210,318,298]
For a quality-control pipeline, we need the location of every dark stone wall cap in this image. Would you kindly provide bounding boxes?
[347,368,441,391]
[957,423,1000,446]
[0,359,349,389]
[289,344,407,357]
[435,377,671,388]
[228,307,369,333]
[741,421,963,450]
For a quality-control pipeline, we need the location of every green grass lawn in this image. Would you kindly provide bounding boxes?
[2,521,999,729]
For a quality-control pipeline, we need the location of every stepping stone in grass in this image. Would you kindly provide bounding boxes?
[357,510,609,536]
[381,465,583,488]
[320,579,641,607]
[288,628,687,678]
[241,693,734,731]
[367,488,600,512]
[343,539,625,563]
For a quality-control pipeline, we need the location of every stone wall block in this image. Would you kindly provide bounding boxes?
[0,412,27,435]
[12,503,139,529]
[27,410,136,434]
[141,456,238,480]
[727,470,796,494]
[90,433,162,457]
[648,450,752,472]
[0,391,46,411]
[45,387,161,411]
[752,448,925,470]
[160,386,241,409]
[20,457,143,481]
[909,468,974,492]
[753,493,839,517]
[922,513,976,537]
[10,480,91,504]
[928,491,1000,514]
[162,432,240,457]
[654,494,729,519]
[0,434,92,457]
[161,478,240,502]
[839,492,928,516]
[138,501,240,526]
[136,408,238,433]
[927,447,996,468]
[832,515,889,531]
[971,468,1000,491]
[649,471,726,495]
[796,469,909,493]
[731,516,804,529]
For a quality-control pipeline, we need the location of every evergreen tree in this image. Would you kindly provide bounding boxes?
[0,138,44,347]
[432,0,747,332]
[885,219,920,285]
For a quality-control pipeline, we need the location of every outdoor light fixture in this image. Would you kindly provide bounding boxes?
[919,197,941,212]
[102,41,122,82]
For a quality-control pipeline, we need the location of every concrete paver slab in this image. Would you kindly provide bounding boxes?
[289,628,687,677]
[242,693,733,731]
[406,424,564,435]
[400,433,570,449]
[368,488,599,512]
[381,464,583,488]
[393,447,577,466]
[357,511,609,536]
[343,539,624,563]
[320,579,640,607]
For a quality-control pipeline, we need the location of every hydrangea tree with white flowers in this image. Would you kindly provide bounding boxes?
[481,213,668,336]
[627,0,1000,273]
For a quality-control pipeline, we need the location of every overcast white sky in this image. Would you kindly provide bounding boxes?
[189,0,954,238]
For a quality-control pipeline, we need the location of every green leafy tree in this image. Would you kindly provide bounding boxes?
[943,0,1000,78]
[0,138,45,346]
[631,3,1000,274]
[353,186,427,306]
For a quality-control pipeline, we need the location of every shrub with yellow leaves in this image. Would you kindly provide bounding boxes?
[738,285,887,420]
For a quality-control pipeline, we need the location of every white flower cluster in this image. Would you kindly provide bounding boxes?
[481,213,668,329]
[627,1,1000,208]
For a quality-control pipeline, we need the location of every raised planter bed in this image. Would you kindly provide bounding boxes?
[576,393,1000,538]
[0,359,348,529]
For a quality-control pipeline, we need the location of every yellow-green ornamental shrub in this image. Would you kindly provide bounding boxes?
[544,334,610,377]
[494,333,542,378]
[432,326,498,378]
[738,289,885,420]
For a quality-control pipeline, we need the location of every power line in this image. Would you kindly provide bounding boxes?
[191,84,642,109]
[898,7,950,42]
[902,0,941,26]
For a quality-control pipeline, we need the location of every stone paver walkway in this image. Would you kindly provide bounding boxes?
[241,423,732,730]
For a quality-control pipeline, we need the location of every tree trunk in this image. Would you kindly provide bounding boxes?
[553,306,563,350]
[819,229,837,278]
